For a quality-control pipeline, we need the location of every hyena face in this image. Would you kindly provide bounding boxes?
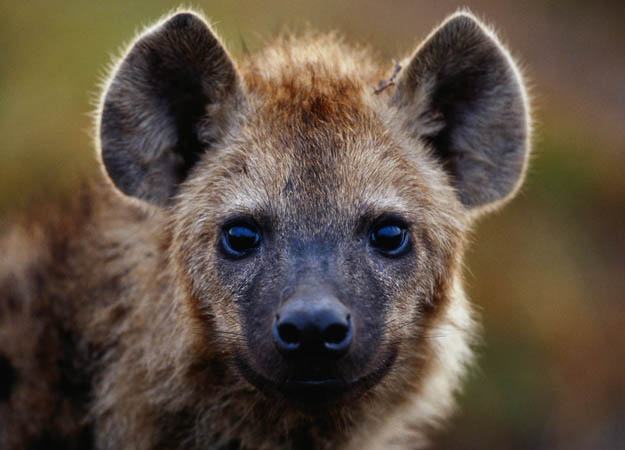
[98,11,529,407]
[172,96,465,405]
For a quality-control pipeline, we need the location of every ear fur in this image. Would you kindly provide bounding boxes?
[392,11,531,210]
[98,11,242,205]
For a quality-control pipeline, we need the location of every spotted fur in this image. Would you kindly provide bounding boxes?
[0,9,530,450]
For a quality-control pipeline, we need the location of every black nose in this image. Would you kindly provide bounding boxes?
[273,297,352,359]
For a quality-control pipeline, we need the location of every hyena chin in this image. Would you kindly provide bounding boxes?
[0,8,530,450]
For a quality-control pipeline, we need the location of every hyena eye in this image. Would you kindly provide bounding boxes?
[221,222,262,258]
[369,219,411,257]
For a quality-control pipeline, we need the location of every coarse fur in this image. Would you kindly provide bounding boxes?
[0,8,531,450]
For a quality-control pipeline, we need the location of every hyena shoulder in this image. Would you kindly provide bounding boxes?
[0,185,162,449]
[0,209,91,448]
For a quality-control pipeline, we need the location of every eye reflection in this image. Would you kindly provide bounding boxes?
[222,222,261,257]
[369,220,410,256]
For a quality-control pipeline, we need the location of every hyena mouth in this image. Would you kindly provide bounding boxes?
[234,347,398,406]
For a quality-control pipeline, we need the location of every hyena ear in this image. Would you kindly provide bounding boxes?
[391,12,530,210]
[98,12,242,205]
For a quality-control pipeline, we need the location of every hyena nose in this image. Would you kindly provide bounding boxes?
[273,297,352,359]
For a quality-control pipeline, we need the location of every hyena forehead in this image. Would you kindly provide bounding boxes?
[196,103,432,230]
[194,39,443,224]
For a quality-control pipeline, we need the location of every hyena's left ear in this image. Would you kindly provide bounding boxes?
[391,12,530,210]
[98,12,243,205]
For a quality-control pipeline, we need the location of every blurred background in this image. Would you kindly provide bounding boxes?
[0,1,623,448]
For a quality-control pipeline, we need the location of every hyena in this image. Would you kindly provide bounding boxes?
[0,9,530,450]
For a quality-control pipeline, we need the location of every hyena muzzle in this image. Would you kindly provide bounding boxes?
[0,9,530,450]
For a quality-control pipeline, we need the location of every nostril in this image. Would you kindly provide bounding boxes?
[324,323,348,345]
[273,314,303,356]
[278,323,300,345]
[322,315,352,356]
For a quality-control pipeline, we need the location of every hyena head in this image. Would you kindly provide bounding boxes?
[98,10,529,411]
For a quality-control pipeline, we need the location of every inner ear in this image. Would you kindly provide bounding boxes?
[392,12,530,210]
[148,46,212,174]
[99,12,243,205]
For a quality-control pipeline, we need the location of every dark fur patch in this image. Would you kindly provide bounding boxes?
[26,427,94,450]
[146,47,209,177]
[0,355,17,402]
[56,329,92,407]
[27,433,66,450]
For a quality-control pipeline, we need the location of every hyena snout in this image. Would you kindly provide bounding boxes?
[273,286,352,361]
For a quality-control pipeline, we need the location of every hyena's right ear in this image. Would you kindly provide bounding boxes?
[391,12,530,212]
[98,12,243,205]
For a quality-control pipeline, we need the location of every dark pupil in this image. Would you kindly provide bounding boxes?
[227,226,259,251]
[373,225,404,250]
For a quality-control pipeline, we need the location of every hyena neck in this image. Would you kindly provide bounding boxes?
[141,362,375,450]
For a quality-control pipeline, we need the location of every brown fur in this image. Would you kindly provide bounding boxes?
[0,9,530,450]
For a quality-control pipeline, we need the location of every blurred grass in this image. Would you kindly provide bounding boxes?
[1,1,623,449]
